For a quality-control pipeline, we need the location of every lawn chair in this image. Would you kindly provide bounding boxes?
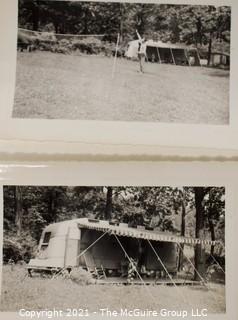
[94,265,107,279]
[83,253,106,280]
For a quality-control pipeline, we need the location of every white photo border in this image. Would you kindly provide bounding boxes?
[0,161,238,319]
[0,0,237,154]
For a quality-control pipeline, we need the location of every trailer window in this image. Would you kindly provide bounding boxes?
[42,232,51,247]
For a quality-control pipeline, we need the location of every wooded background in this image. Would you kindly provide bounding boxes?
[3,186,225,278]
[18,1,231,58]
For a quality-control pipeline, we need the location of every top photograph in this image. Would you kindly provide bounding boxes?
[13,0,231,125]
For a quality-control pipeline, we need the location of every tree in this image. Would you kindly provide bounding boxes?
[19,0,41,31]
[17,0,231,57]
[169,11,181,43]
[14,186,23,236]
[203,187,225,255]
[194,187,206,280]
[204,6,231,65]
[105,187,113,220]
[174,187,191,270]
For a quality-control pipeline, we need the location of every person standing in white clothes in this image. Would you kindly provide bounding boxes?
[136,30,147,73]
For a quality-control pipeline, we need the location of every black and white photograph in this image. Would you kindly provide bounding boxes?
[13,1,231,125]
[1,185,225,314]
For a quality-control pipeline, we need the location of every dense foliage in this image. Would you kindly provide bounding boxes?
[18,1,230,54]
[3,186,225,266]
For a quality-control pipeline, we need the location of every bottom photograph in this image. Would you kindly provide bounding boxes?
[1,185,225,314]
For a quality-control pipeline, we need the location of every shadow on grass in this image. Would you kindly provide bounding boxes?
[204,68,230,78]
[208,72,229,78]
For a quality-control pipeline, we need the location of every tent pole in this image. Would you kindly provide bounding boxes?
[170,48,176,65]
[176,242,206,285]
[156,47,161,64]
[145,50,149,63]
[114,234,157,304]
[196,48,202,67]
[177,242,219,301]
[210,254,225,274]
[147,240,191,307]
[52,230,109,279]
[63,227,70,268]
[185,49,191,66]
[112,33,120,79]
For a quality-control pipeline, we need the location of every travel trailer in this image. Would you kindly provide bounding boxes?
[27,218,215,279]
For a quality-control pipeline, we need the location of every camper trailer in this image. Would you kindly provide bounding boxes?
[28,218,215,280]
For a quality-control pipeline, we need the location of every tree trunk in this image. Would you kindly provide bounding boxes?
[194,187,206,281]
[32,1,40,31]
[207,32,213,66]
[120,18,123,43]
[119,4,125,43]
[178,198,186,271]
[54,21,59,34]
[14,186,23,236]
[105,187,113,220]
[196,17,202,46]
[83,10,89,34]
[47,188,57,222]
[208,215,215,256]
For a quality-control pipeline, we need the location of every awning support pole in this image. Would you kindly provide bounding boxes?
[114,234,157,304]
[177,242,221,302]
[112,33,120,79]
[196,48,202,67]
[170,48,176,65]
[185,49,191,66]
[176,242,207,286]
[210,254,225,274]
[156,47,161,63]
[147,239,190,307]
[52,230,109,279]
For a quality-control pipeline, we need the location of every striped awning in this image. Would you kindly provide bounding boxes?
[78,219,217,246]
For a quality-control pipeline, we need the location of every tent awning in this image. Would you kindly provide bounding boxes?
[78,219,217,246]
[127,39,192,50]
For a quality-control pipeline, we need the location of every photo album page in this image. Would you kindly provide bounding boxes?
[0,1,238,320]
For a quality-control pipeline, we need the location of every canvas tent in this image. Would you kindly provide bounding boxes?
[125,39,201,66]
[209,52,230,68]
[28,218,216,281]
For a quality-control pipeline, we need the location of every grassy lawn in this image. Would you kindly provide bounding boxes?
[1,266,225,314]
[13,51,229,124]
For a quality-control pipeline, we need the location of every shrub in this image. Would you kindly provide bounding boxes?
[18,31,117,56]
[72,37,106,55]
[18,31,39,51]
[3,232,37,263]
[52,45,70,54]
[70,267,96,285]
[59,39,70,46]
[38,42,53,51]
[38,32,57,43]
[101,42,114,57]
[111,45,126,58]
[18,32,31,45]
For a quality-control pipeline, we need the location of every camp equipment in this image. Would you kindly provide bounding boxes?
[125,40,201,66]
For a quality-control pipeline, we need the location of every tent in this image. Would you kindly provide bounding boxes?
[28,218,216,281]
[209,52,230,68]
[125,40,201,66]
